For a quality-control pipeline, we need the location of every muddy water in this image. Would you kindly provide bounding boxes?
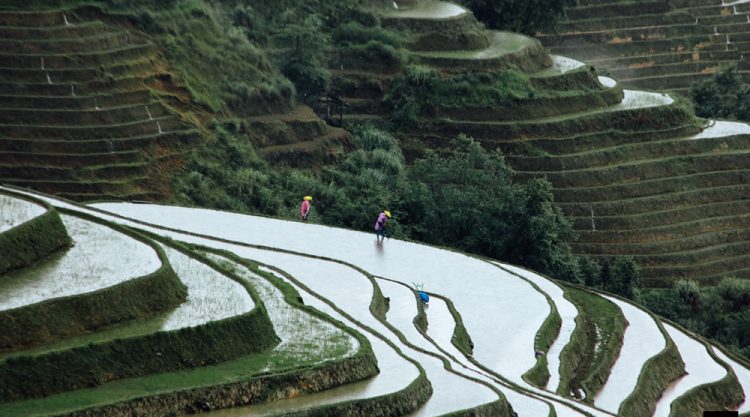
[594,296,664,413]
[0,194,44,233]
[495,263,578,392]
[652,324,727,417]
[0,215,159,311]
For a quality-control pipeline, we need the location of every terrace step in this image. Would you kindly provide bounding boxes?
[0,149,144,168]
[0,116,188,139]
[380,1,491,52]
[0,102,168,125]
[558,182,750,217]
[518,149,750,188]
[508,129,750,172]
[412,30,552,73]
[0,75,150,96]
[0,10,74,27]
[0,89,151,109]
[565,1,669,20]
[0,59,158,83]
[433,89,686,142]
[0,129,199,153]
[0,43,157,69]
[559,13,695,32]
[0,20,110,40]
[569,199,750,231]
[1,177,150,196]
[0,30,135,54]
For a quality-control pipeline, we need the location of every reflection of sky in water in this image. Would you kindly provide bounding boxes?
[594,295,664,413]
[0,215,159,310]
[93,202,549,383]
[499,263,578,392]
[203,262,418,417]
[387,1,465,19]
[159,245,253,330]
[203,255,357,360]
[653,324,727,417]
[0,194,45,233]
[714,347,750,414]
[377,278,498,416]
[92,203,618,416]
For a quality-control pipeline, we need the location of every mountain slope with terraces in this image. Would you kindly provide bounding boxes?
[540,0,750,92]
[336,0,750,287]
[0,4,351,200]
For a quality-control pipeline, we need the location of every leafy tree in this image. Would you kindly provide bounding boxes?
[690,65,750,121]
[272,14,330,98]
[579,255,602,287]
[609,256,639,299]
[460,0,575,35]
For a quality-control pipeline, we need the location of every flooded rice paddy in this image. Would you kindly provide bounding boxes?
[0,194,44,233]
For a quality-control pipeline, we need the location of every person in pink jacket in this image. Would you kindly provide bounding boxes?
[300,196,312,222]
[374,210,391,240]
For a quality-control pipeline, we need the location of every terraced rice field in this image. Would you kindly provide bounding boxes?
[4,188,749,417]
[4,0,750,415]
[365,0,750,287]
[0,193,43,232]
[0,8,205,201]
[541,0,750,92]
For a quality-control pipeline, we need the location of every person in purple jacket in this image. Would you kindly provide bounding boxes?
[374,210,391,241]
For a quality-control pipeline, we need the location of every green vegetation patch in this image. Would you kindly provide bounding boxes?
[0,191,70,275]
[557,284,627,402]
[0,208,187,350]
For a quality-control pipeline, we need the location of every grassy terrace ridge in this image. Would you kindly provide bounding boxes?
[507,130,750,170]
[0,207,186,350]
[557,284,627,403]
[0,189,70,274]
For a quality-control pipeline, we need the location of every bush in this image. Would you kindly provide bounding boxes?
[690,65,750,122]
[460,0,576,35]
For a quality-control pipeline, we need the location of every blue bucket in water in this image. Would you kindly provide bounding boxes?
[419,291,429,304]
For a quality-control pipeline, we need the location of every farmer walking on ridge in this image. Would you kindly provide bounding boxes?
[300,196,312,222]
[374,210,391,241]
